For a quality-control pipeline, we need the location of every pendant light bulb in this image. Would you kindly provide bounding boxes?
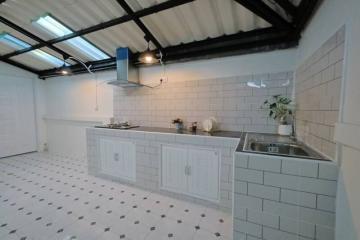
[138,40,158,64]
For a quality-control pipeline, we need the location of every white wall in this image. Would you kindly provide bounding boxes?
[139,49,296,84]
[43,70,114,157]
[41,50,296,157]
[296,0,360,239]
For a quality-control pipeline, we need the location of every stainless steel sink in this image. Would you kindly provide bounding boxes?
[243,133,328,160]
[250,142,310,157]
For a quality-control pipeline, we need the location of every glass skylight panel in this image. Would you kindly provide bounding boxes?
[0,32,68,67]
[33,14,110,61]
[0,32,31,49]
[31,49,66,67]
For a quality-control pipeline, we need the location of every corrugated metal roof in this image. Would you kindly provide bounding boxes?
[9,47,63,70]
[0,0,127,41]
[139,0,270,47]
[0,0,296,72]
[0,22,39,55]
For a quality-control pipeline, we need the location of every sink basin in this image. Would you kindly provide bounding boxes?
[250,142,310,157]
[242,133,328,160]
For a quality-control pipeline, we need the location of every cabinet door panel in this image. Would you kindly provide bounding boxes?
[114,141,136,181]
[99,138,115,176]
[161,145,188,193]
[99,138,136,181]
[188,148,219,201]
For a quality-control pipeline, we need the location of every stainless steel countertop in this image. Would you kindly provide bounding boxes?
[94,126,244,139]
[93,126,329,161]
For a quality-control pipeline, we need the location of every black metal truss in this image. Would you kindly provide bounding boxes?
[233,0,293,29]
[0,0,193,59]
[273,0,297,17]
[38,27,298,78]
[116,0,163,51]
[0,0,321,78]
[0,16,72,59]
[2,58,39,75]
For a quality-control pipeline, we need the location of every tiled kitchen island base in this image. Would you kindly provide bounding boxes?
[233,152,338,240]
[87,127,240,212]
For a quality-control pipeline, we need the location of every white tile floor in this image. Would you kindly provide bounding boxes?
[0,153,232,240]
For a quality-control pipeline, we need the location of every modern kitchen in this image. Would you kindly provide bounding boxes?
[1,0,360,240]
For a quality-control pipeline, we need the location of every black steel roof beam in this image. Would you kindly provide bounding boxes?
[273,0,297,17]
[293,0,319,32]
[0,16,72,59]
[116,0,163,51]
[233,0,293,29]
[38,27,298,78]
[162,27,298,59]
[1,59,39,75]
[1,0,193,59]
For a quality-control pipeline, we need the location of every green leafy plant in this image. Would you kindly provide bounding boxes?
[262,95,293,124]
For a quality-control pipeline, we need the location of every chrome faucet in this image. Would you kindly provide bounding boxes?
[290,115,296,140]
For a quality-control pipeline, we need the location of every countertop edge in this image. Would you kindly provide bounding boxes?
[88,126,244,141]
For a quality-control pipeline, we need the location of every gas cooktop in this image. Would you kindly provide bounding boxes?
[95,123,139,130]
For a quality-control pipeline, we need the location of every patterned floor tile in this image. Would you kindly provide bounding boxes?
[0,153,232,240]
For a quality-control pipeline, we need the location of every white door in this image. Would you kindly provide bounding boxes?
[188,148,219,201]
[161,145,188,193]
[0,77,37,158]
[99,138,136,181]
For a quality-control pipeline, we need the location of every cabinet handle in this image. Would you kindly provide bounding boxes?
[184,166,188,175]
[184,166,191,176]
[114,153,119,161]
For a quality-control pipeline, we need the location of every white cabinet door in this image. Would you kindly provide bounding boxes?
[188,148,219,201]
[99,138,136,181]
[113,140,136,181]
[161,145,188,193]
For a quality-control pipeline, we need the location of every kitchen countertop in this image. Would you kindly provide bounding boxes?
[94,125,244,139]
[92,126,329,161]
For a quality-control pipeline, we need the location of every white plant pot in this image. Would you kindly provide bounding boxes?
[278,124,292,136]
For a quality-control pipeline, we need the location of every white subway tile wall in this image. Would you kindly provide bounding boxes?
[233,153,338,240]
[113,72,293,133]
[295,26,345,159]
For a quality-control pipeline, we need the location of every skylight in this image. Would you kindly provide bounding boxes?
[33,14,110,61]
[0,32,68,67]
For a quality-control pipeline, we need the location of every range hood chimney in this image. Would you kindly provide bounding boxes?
[108,48,142,87]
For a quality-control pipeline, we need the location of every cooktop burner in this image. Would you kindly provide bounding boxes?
[95,123,139,130]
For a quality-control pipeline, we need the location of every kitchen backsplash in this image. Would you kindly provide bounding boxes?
[113,71,293,133]
[295,26,345,160]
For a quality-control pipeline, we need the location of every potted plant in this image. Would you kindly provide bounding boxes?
[172,118,184,131]
[262,95,294,136]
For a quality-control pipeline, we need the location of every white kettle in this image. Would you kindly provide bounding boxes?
[202,117,218,132]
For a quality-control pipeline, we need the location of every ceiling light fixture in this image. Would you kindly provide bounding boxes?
[138,37,159,64]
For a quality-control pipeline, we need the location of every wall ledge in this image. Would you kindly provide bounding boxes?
[43,115,111,124]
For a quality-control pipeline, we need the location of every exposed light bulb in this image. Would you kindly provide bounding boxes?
[61,70,69,75]
[145,55,154,63]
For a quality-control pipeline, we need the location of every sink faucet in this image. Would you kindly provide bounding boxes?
[290,115,296,140]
